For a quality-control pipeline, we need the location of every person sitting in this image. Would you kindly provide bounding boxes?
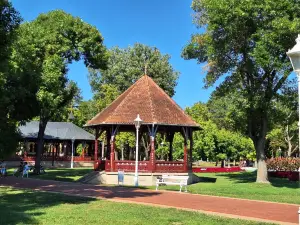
[0,161,6,177]
[14,161,24,177]
[22,162,30,178]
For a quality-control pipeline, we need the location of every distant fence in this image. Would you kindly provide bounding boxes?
[193,166,243,173]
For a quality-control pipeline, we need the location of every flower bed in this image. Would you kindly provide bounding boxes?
[267,157,300,181]
[193,166,243,173]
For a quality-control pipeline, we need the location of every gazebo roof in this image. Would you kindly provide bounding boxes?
[86,75,199,128]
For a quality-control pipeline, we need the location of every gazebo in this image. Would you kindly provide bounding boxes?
[7,121,95,167]
[85,75,200,175]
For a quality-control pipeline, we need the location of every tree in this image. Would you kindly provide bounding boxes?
[207,91,248,133]
[0,1,37,158]
[183,0,300,182]
[89,43,179,97]
[12,10,108,172]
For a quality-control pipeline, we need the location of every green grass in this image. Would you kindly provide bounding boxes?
[0,187,272,225]
[151,172,300,204]
[7,167,93,182]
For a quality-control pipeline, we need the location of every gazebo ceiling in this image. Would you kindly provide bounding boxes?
[85,75,200,129]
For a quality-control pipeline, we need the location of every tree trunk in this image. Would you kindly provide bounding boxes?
[221,160,224,168]
[141,135,149,160]
[121,145,124,160]
[35,119,47,174]
[129,147,133,160]
[254,117,269,183]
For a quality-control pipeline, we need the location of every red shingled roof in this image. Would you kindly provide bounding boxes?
[86,75,199,127]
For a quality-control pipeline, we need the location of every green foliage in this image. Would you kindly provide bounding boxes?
[267,157,300,171]
[89,43,179,97]
[12,10,108,122]
[115,132,135,150]
[0,1,32,159]
[184,0,300,181]
[76,143,89,156]
[185,102,255,162]
[10,10,108,168]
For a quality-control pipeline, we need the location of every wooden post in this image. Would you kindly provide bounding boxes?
[189,129,193,171]
[52,144,55,167]
[110,135,115,171]
[183,138,188,172]
[150,136,156,172]
[94,128,99,171]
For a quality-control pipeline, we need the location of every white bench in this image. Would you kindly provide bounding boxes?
[156,175,189,192]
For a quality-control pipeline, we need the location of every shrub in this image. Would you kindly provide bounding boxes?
[267,157,300,171]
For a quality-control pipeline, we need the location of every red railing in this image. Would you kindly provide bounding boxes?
[155,161,185,172]
[105,160,186,173]
[105,160,150,172]
[8,155,93,162]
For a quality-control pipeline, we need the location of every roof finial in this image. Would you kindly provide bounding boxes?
[144,63,147,75]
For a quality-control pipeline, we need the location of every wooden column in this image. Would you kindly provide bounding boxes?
[189,129,193,171]
[110,135,115,171]
[149,135,156,172]
[182,127,189,172]
[183,138,188,172]
[148,125,158,172]
[94,128,99,170]
[106,130,111,159]
[52,144,55,166]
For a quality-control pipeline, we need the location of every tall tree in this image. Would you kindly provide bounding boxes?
[89,43,179,97]
[0,1,37,158]
[12,10,108,172]
[183,0,300,182]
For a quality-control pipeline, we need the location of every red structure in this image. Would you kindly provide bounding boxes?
[86,75,200,173]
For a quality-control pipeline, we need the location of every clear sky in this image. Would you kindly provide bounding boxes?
[11,0,219,108]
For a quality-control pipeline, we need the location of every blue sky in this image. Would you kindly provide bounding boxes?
[11,0,218,108]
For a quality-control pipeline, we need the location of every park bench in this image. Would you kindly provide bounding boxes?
[156,174,189,192]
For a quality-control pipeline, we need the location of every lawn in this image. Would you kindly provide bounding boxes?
[153,172,300,204]
[0,187,272,225]
[7,167,93,182]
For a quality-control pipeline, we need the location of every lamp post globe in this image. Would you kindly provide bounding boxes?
[287,34,300,157]
[133,114,143,186]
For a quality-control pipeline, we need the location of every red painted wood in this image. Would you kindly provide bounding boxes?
[183,143,188,172]
[110,137,115,171]
[94,139,98,170]
[149,138,156,172]
[105,160,186,173]
[192,167,242,173]
[155,161,185,172]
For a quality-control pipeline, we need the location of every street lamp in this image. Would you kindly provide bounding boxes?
[71,137,75,168]
[287,34,300,157]
[133,114,143,186]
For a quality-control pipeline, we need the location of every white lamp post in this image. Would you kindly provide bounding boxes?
[287,34,300,158]
[133,114,143,186]
[71,137,75,169]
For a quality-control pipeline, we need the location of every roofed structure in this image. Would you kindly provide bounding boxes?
[86,75,199,174]
[19,121,94,141]
[86,75,199,129]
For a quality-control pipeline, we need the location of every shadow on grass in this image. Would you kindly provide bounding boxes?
[1,176,162,200]
[217,171,299,189]
[0,187,94,225]
[197,176,217,183]
[9,168,93,182]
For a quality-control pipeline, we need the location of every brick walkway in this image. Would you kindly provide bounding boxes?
[0,177,299,225]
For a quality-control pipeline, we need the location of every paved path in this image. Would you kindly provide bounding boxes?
[0,177,299,225]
